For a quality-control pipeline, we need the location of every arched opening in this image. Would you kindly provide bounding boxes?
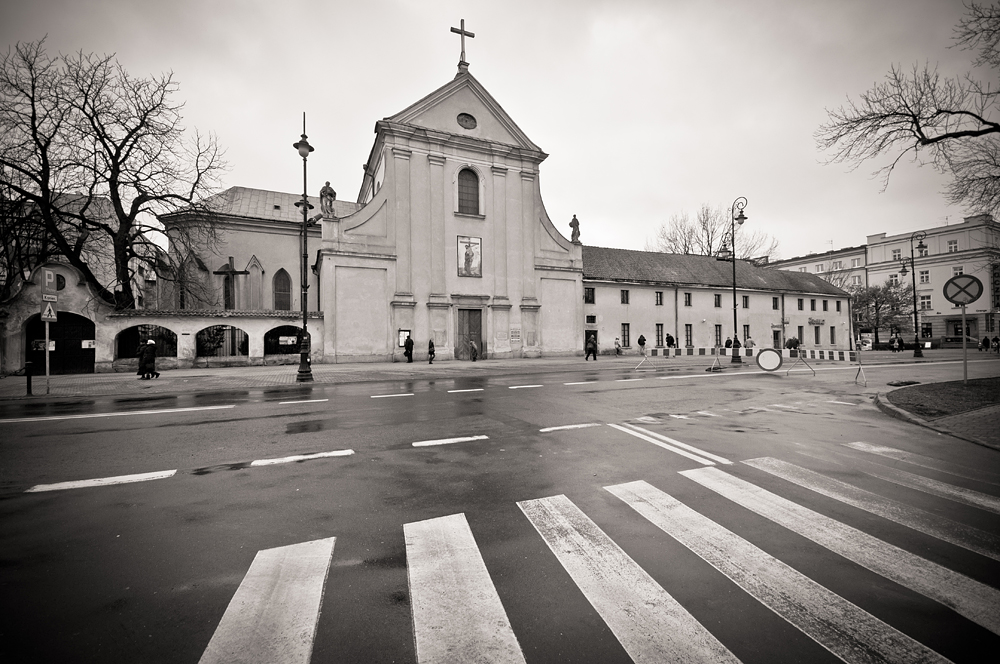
[264,325,302,356]
[457,168,479,215]
[115,325,178,359]
[196,325,249,358]
[273,269,291,310]
[25,312,96,374]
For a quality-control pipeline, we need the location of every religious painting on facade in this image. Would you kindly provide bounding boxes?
[458,235,482,278]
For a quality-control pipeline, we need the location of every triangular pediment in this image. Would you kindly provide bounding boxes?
[387,72,542,152]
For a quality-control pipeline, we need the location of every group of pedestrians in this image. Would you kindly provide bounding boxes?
[724,336,754,350]
[981,335,1000,352]
[402,335,441,363]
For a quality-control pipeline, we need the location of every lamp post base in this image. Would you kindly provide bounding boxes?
[297,353,313,382]
[913,345,924,358]
[730,354,742,364]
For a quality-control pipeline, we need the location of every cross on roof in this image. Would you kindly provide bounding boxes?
[450,19,475,65]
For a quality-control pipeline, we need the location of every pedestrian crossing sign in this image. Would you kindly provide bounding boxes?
[40,301,57,322]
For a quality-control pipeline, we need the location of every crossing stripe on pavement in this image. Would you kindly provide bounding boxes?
[279,398,329,404]
[607,480,950,664]
[198,537,335,664]
[518,494,741,664]
[539,423,602,432]
[623,425,732,464]
[250,449,354,466]
[860,464,1000,515]
[844,442,1000,485]
[371,393,414,398]
[0,404,235,423]
[743,457,1000,561]
[680,467,1000,635]
[404,513,525,664]
[26,469,177,492]
[508,384,543,389]
[608,424,716,465]
[412,435,489,447]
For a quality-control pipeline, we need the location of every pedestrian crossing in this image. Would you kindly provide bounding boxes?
[634,397,866,423]
[200,447,1000,662]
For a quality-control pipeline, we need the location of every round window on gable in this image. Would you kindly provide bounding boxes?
[457,113,477,130]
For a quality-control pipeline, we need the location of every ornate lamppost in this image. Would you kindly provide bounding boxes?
[716,197,748,364]
[293,114,314,382]
[898,230,927,358]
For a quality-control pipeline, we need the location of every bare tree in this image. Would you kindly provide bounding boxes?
[849,281,913,344]
[646,203,780,261]
[817,3,1000,214]
[0,39,225,310]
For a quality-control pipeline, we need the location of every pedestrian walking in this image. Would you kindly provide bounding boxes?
[614,337,621,356]
[994,335,1000,353]
[585,336,598,361]
[637,334,646,356]
[470,339,478,362]
[665,333,674,349]
[428,339,435,364]
[404,334,414,363]
[983,336,991,352]
[136,339,158,379]
[744,336,755,349]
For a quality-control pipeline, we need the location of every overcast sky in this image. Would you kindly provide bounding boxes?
[3,0,979,260]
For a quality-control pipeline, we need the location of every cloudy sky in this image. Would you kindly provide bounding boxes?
[3,0,979,260]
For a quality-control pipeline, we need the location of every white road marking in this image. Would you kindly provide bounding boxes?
[279,398,330,405]
[862,465,1000,515]
[743,457,1000,562]
[1,404,234,424]
[668,414,690,420]
[563,381,595,385]
[616,378,643,382]
[447,388,484,393]
[624,425,732,464]
[412,435,489,448]
[539,423,602,433]
[371,393,414,398]
[826,400,857,406]
[26,469,177,493]
[608,480,950,664]
[695,411,718,417]
[681,467,1000,635]
[405,513,525,664]
[607,424,716,465]
[845,442,1000,485]
[198,537,335,664]
[635,416,660,423]
[518,494,741,664]
[770,404,799,409]
[250,449,355,467]
[508,384,543,389]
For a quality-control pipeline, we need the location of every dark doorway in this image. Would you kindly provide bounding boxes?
[456,309,484,360]
[25,312,96,374]
[772,330,782,349]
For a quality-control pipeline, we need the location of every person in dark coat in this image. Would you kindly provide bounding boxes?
[994,335,1000,353]
[585,337,597,361]
[665,333,674,348]
[470,339,478,362]
[404,334,414,363]
[136,339,158,379]
[724,337,733,349]
[428,339,435,364]
[983,336,991,352]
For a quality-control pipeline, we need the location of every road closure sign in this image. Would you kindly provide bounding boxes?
[943,274,983,305]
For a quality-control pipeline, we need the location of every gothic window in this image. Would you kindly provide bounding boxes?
[274,269,291,310]
[458,168,479,215]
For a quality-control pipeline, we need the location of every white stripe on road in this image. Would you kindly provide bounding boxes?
[250,449,354,467]
[826,400,857,406]
[26,469,177,493]
[563,381,596,385]
[681,466,1000,635]
[371,393,414,398]
[447,388,483,393]
[668,414,690,420]
[279,398,329,405]
[845,442,1000,485]
[616,378,643,382]
[861,464,1000,515]
[607,480,950,664]
[509,384,543,389]
[1,404,235,424]
[198,537,335,664]
[405,513,525,664]
[539,423,602,433]
[695,411,718,417]
[743,457,1000,561]
[412,435,489,448]
[518,494,740,664]
[624,425,732,464]
[770,404,799,409]
[608,424,716,465]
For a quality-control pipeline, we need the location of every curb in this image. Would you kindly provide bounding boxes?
[873,392,1000,452]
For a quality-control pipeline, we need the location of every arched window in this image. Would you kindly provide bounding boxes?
[457,168,479,215]
[274,269,291,310]
[223,274,235,310]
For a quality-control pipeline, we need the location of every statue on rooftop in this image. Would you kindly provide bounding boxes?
[569,214,581,244]
[320,181,336,217]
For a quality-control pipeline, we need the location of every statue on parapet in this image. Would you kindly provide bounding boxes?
[569,214,581,243]
[320,181,337,217]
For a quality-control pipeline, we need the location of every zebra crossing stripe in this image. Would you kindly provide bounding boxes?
[607,424,716,465]
[743,457,1000,562]
[680,467,1000,635]
[861,464,1000,515]
[844,443,1000,485]
[518,495,741,664]
[26,469,176,492]
[623,425,732,464]
[404,513,525,664]
[606,480,950,664]
[198,537,336,664]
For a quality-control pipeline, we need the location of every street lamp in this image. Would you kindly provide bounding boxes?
[897,230,927,358]
[716,197,748,364]
[293,113,314,382]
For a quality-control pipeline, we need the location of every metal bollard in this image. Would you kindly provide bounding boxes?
[25,360,32,396]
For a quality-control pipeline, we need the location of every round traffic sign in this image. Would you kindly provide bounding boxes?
[755,347,783,372]
[942,274,983,305]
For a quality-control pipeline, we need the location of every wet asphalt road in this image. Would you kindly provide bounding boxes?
[1,360,999,663]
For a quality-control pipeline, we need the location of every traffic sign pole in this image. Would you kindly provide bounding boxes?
[962,305,967,385]
[45,321,50,395]
[942,274,983,387]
